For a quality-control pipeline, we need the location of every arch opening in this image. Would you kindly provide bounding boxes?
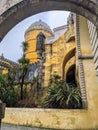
[62,48,76,80]
[66,64,76,85]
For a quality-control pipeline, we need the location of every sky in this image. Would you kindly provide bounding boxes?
[0,11,69,63]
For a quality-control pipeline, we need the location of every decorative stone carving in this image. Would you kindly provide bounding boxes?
[36,32,46,98]
[36,32,46,53]
[67,13,74,25]
[75,15,87,109]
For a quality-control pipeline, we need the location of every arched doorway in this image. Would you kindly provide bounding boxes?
[62,48,76,80]
[66,64,76,85]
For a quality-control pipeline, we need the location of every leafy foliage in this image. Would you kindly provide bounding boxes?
[18,57,29,65]
[17,76,39,107]
[18,41,30,100]
[43,75,82,109]
[21,41,28,52]
[0,68,18,107]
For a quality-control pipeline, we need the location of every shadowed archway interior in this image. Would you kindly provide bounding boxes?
[66,64,76,85]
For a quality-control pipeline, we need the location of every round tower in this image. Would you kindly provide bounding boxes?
[25,20,53,64]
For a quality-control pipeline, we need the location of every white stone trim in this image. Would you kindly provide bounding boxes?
[75,15,87,109]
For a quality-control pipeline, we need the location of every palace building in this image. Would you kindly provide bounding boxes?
[1,12,98,129]
[1,13,97,92]
[24,13,98,108]
[24,14,76,86]
[0,54,18,74]
[25,20,54,64]
[1,1,98,129]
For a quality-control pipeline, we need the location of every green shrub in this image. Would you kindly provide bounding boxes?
[0,71,18,107]
[43,75,82,109]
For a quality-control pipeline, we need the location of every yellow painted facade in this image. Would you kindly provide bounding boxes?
[25,20,76,86]
[44,24,75,86]
[1,69,8,74]
[25,21,53,64]
[2,15,98,130]
[0,56,17,74]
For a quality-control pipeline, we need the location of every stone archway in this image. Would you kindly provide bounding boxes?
[0,0,98,41]
[66,64,76,85]
[62,48,76,80]
[1,1,98,129]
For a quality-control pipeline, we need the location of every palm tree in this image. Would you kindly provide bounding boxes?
[43,75,82,109]
[0,70,18,107]
[18,41,30,100]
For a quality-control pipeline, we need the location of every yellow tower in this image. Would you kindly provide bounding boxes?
[25,20,53,64]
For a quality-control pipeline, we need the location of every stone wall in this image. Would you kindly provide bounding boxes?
[88,21,98,78]
[2,107,98,130]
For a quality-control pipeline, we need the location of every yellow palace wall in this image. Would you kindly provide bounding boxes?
[0,59,14,74]
[25,29,52,64]
[25,24,76,87]
[44,24,75,86]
